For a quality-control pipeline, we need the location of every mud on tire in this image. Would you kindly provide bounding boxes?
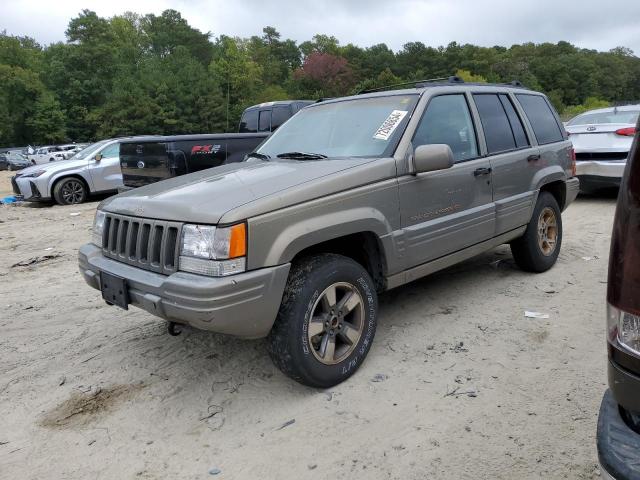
[267,253,378,388]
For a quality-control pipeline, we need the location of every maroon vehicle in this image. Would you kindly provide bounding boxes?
[597,118,640,479]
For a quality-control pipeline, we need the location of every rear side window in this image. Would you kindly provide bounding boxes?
[473,94,516,154]
[499,94,529,148]
[258,110,271,132]
[413,94,478,163]
[516,94,564,144]
[239,109,258,133]
[271,106,291,131]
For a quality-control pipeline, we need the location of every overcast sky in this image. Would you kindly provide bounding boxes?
[2,0,639,54]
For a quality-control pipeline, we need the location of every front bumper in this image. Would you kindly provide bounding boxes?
[12,175,49,201]
[78,243,290,338]
[597,389,640,480]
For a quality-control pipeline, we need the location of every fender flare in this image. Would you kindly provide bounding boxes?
[260,207,393,267]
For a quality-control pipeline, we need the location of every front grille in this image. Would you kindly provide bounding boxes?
[576,152,628,161]
[102,213,181,275]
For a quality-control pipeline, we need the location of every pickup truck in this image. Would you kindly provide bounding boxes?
[120,100,312,189]
[79,79,579,387]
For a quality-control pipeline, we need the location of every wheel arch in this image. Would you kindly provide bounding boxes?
[287,231,388,292]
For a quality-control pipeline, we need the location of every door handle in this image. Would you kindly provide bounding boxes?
[527,154,541,162]
[473,167,492,176]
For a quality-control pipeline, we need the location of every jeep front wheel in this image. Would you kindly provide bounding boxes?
[268,254,378,388]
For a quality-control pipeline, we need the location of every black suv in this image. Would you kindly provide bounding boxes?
[597,118,640,479]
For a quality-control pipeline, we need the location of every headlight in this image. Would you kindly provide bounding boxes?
[608,304,640,357]
[92,210,106,247]
[21,170,46,178]
[179,223,246,277]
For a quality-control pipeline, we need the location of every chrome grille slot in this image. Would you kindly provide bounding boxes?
[102,213,181,275]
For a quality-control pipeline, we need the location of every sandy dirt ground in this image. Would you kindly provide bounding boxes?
[0,169,616,479]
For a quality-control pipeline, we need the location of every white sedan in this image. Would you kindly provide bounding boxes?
[566,105,638,192]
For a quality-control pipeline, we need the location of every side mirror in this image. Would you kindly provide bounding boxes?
[413,144,454,174]
[94,153,103,162]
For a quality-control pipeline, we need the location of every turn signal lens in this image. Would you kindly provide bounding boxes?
[228,223,246,259]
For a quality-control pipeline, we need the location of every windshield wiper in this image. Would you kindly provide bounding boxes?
[246,152,271,161]
[276,151,328,160]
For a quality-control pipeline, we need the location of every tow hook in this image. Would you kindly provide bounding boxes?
[167,321,182,336]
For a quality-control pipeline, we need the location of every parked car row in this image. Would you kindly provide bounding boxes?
[28,143,90,165]
[10,101,307,205]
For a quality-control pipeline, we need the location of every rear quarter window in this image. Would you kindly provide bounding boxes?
[516,94,564,145]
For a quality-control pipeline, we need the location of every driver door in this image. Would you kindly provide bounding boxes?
[88,142,122,192]
[398,93,495,269]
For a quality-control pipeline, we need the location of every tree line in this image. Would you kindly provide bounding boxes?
[1,9,640,147]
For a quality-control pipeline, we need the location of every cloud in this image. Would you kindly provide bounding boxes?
[1,0,639,54]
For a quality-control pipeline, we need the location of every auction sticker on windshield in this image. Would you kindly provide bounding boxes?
[373,110,408,141]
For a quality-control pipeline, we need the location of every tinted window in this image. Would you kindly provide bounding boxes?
[499,94,529,148]
[258,110,271,132]
[239,109,258,133]
[271,106,291,131]
[473,94,516,154]
[413,95,478,162]
[516,94,563,144]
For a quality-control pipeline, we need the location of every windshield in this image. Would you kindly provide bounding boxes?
[256,95,419,159]
[568,110,640,126]
[68,140,110,160]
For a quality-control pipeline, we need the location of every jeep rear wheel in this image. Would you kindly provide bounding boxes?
[510,191,562,272]
[268,254,378,388]
[53,177,87,205]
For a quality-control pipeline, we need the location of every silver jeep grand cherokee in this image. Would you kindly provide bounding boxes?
[79,79,579,387]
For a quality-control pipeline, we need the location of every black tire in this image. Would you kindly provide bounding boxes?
[52,177,88,205]
[268,253,378,388]
[510,191,562,273]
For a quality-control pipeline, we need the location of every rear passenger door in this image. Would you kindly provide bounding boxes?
[399,93,495,268]
[472,93,539,234]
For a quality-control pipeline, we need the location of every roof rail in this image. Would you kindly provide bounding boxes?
[357,76,464,94]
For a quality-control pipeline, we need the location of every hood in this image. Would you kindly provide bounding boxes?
[100,157,390,224]
[17,158,88,176]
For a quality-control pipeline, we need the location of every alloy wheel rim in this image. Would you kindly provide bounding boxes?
[537,207,558,256]
[62,180,84,204]
[307,282,364,365]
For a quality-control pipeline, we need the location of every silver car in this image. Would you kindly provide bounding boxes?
[566,105,639,192]
[11,139,123,205]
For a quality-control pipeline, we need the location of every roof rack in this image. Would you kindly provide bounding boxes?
[357,76,527,95]
[357,76,463,94]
